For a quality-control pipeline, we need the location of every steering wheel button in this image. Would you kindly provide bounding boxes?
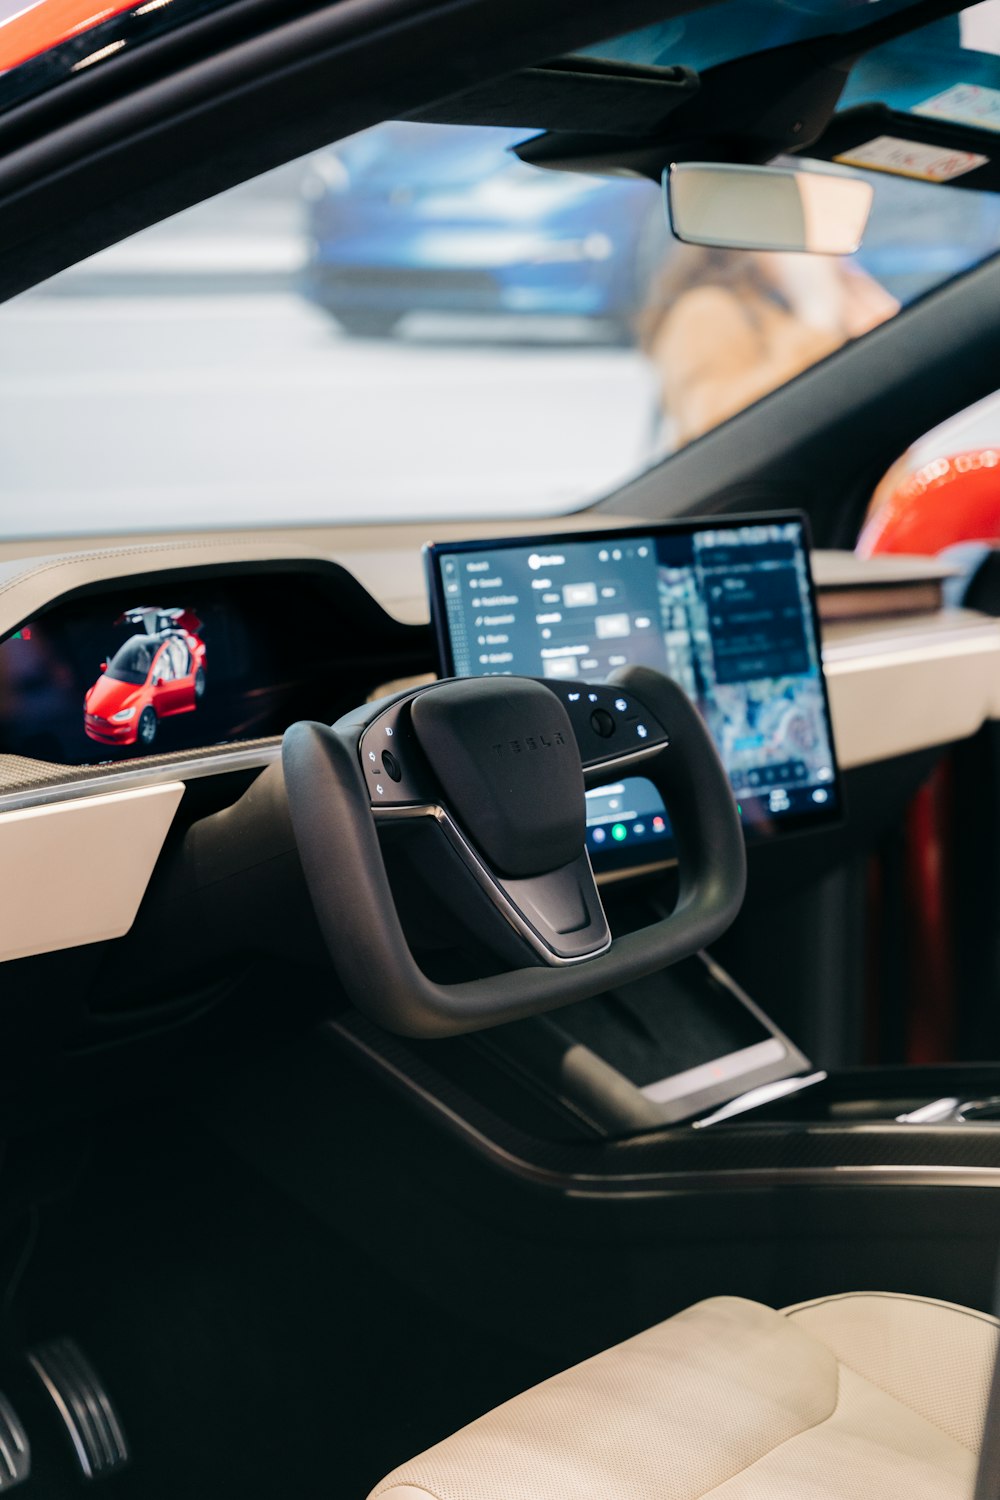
[382,750,402,782]
[590,708,615,738]
[614,697,628,713]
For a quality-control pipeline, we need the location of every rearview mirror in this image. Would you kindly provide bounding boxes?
[664,161,873,256]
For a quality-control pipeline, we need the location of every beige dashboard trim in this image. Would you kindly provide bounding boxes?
[0,782,184,963]
[822,609,1000,769]
[0,518,644,632]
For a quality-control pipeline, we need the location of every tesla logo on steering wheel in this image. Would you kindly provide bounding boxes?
[492,730,566,756]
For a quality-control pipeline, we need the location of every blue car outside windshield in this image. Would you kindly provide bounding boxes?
[330,123,536,186]
[303,123,661,332]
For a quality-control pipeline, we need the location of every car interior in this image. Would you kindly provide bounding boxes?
[4,0,1000,1496]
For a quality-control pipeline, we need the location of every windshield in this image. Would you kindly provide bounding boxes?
[106,635,155,684]
[5,6,1000,535]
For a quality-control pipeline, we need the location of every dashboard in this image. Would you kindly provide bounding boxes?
[0,515,844,886]
[0,516,987,815]
[0,523,994,1130]
[0,522,991,812]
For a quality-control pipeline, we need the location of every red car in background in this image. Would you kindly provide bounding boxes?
[84,606,206,749]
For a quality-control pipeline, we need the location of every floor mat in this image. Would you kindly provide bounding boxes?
[6,1107,550,1500]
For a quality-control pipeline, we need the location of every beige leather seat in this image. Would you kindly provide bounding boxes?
[369,1292,998,1500]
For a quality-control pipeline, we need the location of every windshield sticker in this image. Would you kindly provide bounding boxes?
[913,82,1000,134]
[834,136,988,182]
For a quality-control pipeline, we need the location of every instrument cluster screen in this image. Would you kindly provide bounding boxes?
[427,516,841,865]
[0,573,362,769]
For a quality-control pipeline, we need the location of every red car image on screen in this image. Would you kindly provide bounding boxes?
[83,607,206,749]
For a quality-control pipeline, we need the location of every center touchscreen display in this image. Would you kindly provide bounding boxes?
[426,515,840,866]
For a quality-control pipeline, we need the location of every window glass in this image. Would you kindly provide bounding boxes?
[152,643,176,681]
[2,116,998,538]
[163,636,189,676]
[106,636,155,684]
[839,0,1000,121]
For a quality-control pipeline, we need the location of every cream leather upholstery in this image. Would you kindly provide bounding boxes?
[369,1292,998,1500]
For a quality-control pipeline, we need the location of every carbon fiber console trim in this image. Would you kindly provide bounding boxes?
[0,741,280,812]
